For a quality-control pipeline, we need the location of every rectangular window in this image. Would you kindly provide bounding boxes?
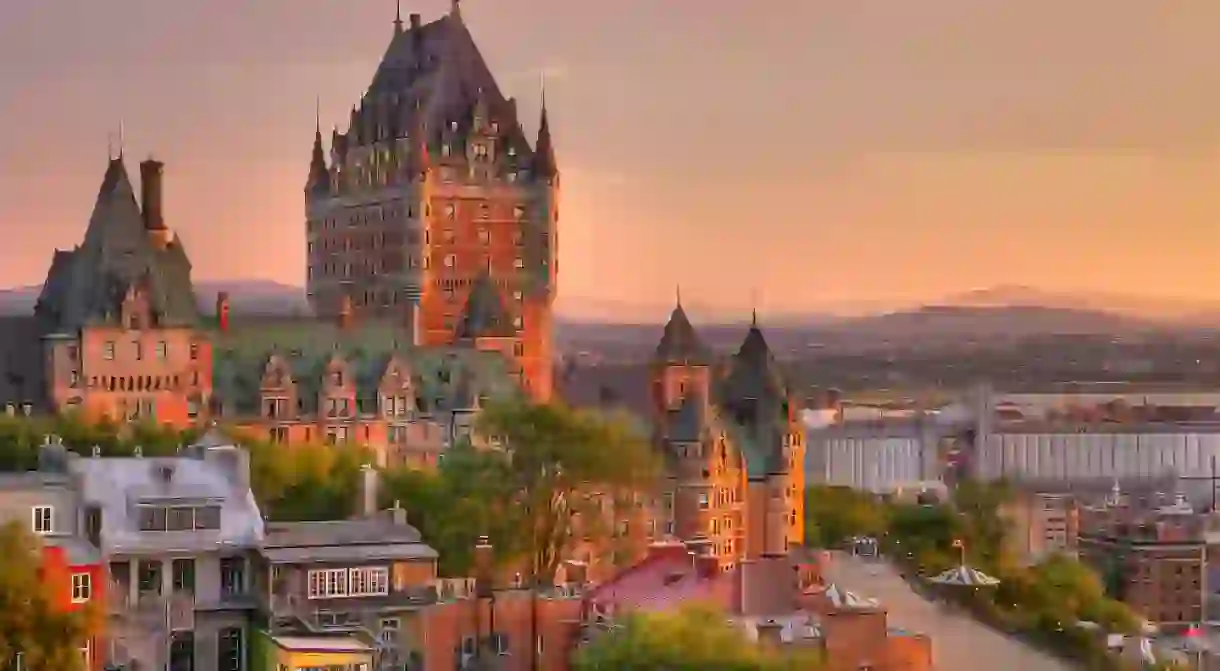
[134,342,143,361]
[514,258,524,269]
[189,342,199,360]
[698,493,709,510]
[103,341,116,360]
[306,567,390,599]
[32,505,53,534]
[71,573,91,603]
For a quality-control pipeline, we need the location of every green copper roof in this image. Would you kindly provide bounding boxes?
[208,317,519,417]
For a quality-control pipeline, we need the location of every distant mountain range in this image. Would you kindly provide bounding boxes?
[0,282,1215,353]
[0,280,311,317]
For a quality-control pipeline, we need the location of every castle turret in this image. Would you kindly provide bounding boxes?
[533,95,558,183]
[306,121,331,197]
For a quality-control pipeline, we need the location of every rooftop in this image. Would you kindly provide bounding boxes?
[262,516,437,563]
[269,635,372,654]
[68,438,264,554]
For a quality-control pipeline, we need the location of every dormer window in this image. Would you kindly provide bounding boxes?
[333,371,344,387]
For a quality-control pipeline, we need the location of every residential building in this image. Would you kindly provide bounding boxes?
[806,417,945,495]
[1000,490,1080,564]
[304,4,559,401]
[68,429,266,670]
[0,445,105,669]
[647,304,805,569]
[1077,486,1210,631]
[582,539,933,671]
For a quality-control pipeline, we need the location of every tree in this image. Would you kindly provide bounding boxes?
[0,522,95,670]
[574,606,823,671]
[803,486,888,547]
[382,443,526,576]
[474,399,660,584]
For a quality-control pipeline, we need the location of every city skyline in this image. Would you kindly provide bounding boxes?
[3,0,1220,318]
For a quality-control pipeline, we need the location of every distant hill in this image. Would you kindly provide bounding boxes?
[0,280,309,316]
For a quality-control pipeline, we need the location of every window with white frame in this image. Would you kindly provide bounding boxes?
[32,505,52,534]
[307,567,390,599]
[71,573,91,603]
[79,640,90,668]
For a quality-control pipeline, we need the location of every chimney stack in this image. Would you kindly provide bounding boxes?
[359,463,378,518]
[409,13,421,30]
[339,294,354,329]
[475,535,494,597]
[216,292,231,332]
[140,159,166,231]
[409,300,422,346]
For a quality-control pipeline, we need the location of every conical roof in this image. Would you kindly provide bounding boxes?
[455,272,515,338]
[722,320,788,403]
[306,128,331,193]
[35,156,199,331]
[654,304,711,365]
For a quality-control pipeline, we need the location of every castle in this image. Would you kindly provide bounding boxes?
[0,2,555,467]
[649,301,806,568]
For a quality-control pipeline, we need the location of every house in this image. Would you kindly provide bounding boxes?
[67,428,265,670]
[0,445,106,669]
[256,467,584,671]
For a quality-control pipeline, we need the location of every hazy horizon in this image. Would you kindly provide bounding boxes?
[3,1,1220,318]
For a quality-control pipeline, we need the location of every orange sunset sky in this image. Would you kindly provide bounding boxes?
[2,0,1220,319]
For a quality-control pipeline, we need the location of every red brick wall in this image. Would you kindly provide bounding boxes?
[40,546,106,670]
[413,594,582,671]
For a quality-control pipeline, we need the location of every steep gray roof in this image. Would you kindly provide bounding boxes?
[654,304,711,365]
[455,272,515,339]
[35,157,199,331]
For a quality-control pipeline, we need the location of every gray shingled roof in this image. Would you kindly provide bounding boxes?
[35,157,199,331]
[654,304,711,365]
[455,272,515,339]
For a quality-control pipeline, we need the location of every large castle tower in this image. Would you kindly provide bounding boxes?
[305,2,559,400]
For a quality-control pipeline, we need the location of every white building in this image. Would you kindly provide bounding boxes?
[806,419,944,495]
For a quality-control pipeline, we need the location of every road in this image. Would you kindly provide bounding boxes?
[825,553,1075,671]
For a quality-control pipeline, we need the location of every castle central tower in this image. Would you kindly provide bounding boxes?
[304,4,559,400]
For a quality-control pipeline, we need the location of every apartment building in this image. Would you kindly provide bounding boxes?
[1077,489,1209,630]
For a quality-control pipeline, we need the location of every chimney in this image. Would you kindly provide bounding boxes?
[216,292,231,332]
[694,554,721,580]
[391,500,408,526]
[410,300,422,346]
[409,13,421,30]
[339,294,354,330]
[474,535,494,597]
[359,463,378,518]
[756,619,784,648]
[140,159,166,231]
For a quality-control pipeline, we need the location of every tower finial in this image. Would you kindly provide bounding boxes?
[750,288,759,326]
[118,120,125,159]
[315,96,321,134]
[107,131,114,161]
[394,0,404,32]
[676,284,682,307]
[451,0,461,19]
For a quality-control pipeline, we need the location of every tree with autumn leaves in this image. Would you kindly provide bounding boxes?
[0,522,97,671]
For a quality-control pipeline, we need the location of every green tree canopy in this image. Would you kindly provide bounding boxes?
[0,522,95,671]
[475,399,661,583]
[574,606,823,671]
[802,486,889,547]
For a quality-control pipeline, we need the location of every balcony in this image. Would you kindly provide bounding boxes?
[108,586,196,631]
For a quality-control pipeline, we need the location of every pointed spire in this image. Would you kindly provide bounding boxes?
[307,102,331,194]
[533,75,558,180]
[394,0,404,33]
[655,295,710,366]
[451,0,462,20]
[118,120,125,159]
[676,284,682,307]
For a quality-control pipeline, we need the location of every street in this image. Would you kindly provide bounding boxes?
[825,553,1075,671]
